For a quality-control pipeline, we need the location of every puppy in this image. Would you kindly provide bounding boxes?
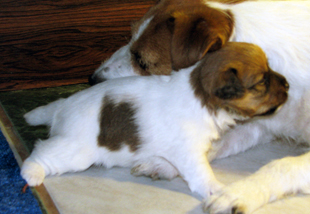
[21,43,288,200]
[89,0,310,212]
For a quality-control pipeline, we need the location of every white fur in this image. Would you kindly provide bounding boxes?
[21,66,247,198]
[92,44,136,80]
[91,17,153,81]
[90,1,310,213]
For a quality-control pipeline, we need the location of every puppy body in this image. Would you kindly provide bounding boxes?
[21,43,288,199]
[24,65,227,198]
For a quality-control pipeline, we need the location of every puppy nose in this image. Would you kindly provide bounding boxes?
[88,74,97,85]
[276,73,289,91]
[285,82,289,91]
[280,77,289,91]
[88,74,106,86]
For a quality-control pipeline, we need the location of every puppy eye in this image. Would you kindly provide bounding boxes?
[249,73,270,90]
[256,79,266,86]
[132,51,148,70]
[258,72,270,86]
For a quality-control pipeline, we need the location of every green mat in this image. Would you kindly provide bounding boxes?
[0,84,89,153]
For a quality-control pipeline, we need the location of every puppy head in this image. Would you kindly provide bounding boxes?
[191,42,289,118]
[129,0,233,75]
[90,0,234,84]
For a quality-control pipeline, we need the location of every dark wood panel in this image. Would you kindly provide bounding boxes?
[0,0,155,91]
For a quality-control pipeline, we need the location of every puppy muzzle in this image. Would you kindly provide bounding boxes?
[89,74,107,86]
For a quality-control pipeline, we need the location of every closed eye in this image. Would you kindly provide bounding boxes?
[249,73,270,90]
[132,51,148,71]
[256,79,266,86]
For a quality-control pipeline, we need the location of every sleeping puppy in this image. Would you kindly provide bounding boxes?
[21,42,288,200]
[89,0,310,212]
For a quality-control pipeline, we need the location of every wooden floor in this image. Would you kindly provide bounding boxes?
[0,0,154,91]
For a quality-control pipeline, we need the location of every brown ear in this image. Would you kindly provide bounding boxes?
[170,9,232,70]
[214,68,245,100]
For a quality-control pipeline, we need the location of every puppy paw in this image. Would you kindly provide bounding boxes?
[203,181,265,214]
[24,110,43,126]
[204,191,247,214]
[131,158,179,180]
[194,180,224,199]
[21,161,45,186]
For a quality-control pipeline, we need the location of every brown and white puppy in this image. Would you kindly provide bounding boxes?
[90,0,310,212]
[21,43,288,203]
[89,0,235,83]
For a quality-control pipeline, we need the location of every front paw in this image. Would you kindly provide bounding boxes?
[203,180,266,214]
[21,160,45,186]
[204,190,247,214]
[188,179,225,200]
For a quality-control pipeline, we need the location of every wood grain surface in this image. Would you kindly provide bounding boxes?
[0,0,154,91]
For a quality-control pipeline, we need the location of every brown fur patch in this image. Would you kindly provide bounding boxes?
[190,42,288,117]
[130,0,234,75]
[98,96,140,152]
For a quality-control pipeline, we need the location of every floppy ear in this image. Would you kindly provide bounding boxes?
[169,11,231,70]
[214,68,245,100]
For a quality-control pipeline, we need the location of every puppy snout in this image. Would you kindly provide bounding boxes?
[279,75,289,91]
[284,82,289,91]
[88,74,97,86]
[88,74,107,86]
[273,71,289,92]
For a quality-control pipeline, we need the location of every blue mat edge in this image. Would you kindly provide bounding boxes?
[0,129,42,214]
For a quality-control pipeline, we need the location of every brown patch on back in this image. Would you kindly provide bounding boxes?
[190,42,288,117]
[98,96,140,152]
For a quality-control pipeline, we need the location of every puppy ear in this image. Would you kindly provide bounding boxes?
[169,10,232,70]
[214,68,245,100]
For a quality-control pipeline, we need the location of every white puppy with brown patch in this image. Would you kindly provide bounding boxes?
[89,0,310,212]
[21,43,288,200]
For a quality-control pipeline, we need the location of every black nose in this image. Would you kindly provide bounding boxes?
[275,72,289,92]
[88,74,107,86]
[285,82,289,91]
[280,76,290,91]
[88,74,97,85]
[280,77,289,92]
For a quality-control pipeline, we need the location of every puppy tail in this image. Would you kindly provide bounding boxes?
[24,98,65,126]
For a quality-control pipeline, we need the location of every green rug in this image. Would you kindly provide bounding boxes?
[0,84,89,153]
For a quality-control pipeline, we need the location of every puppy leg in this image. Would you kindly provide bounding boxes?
[24,98,65,126]
[131,156,179,180]
[205,151,310,214]
[208,122,273,161]
[21,136,96,186]
[165,144,224,198]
